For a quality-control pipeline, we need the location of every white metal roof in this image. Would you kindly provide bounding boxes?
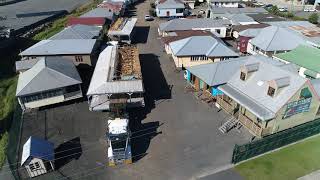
[108,118,128,134]
[87,42,144,95]
[108,18,137,36]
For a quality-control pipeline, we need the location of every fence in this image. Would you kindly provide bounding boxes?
[232,118,320,164]
[6,104,23,180]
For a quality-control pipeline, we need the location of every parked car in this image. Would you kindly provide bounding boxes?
[262,4,273,8]
[144,15,154,21]
[304,8,317,12]
[279,7,288,12]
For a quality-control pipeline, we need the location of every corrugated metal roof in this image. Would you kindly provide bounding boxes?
[169,35,238,57]
[21,136,54,166]
[238,28,262,37]
[49,24,101,40]
[209,7,267,14]
[19,39,96,56]
[250,26,307,51]
[311,79,320,97]
[80,7,114,20]
[186,58,248,86]
[67,17,106,26]
[87,42,144,95]
[15,59,39,72]
[16,57,82,96]
[159,18,232,32]
[220,14,258,25]
[219,55,307,120]
[108,18,137,36]
[275,45,320,73]
[156,0,184,9]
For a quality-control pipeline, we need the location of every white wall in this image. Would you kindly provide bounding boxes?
[26,158,47,178]
[192,27,227,38]
[211,2,238,7]
[25,95,65,109]
[156,8,184,17]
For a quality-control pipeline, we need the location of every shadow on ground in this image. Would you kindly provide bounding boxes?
[54,137,82,169]
[132,26,150,44]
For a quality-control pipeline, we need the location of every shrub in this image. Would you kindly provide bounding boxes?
[0,132,9,169]
[308,13,319,24]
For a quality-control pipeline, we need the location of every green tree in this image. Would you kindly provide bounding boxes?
[269,5,279,15]
[308,13,319,24]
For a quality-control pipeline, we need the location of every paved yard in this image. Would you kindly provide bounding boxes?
[16,1,252,179]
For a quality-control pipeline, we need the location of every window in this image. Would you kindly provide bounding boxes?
[215,29,221,34]
[240,72,246,81]
[267,86,275,97]
[176,8,184,13]
[75,56,83,62]
[300,87,312,99]
[29,162,41,172]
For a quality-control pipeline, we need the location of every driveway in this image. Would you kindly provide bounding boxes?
[17,1,251,179]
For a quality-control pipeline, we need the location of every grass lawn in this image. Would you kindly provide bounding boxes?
[33,0,102,40]
[0,76,18,169]
[235,135,320,180]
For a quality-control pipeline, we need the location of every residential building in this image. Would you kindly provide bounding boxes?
[274,45,320,79]
[16,57,83,110]
[185,58,249,97]
[67,17,107,27]
[247,26,307,57]
[21,137,55,178]
[108,18,137,44]
[80,7,116,23]
[158,18,232,38]
[15,59,39,73]
[87,42,144,111]
[218,14,259,25]
[98,0,125,16]
[266,21,320,48]
[209,0,240,8]
[161,30,213,54]
[247,13,285,23]
[208,7,267,18]
[232,23,269,39]
[216,55,320,137]
[49,24,102,40]
[236,27,266,53]
[168,35,238,68]
[155,0,185,17]
[19,39,98,66]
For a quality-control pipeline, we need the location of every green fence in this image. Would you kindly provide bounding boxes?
[6,105,23,180]
[232,118,320,164]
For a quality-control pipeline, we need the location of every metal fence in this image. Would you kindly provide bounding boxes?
[6,104,23,180]
[232,118,320,164]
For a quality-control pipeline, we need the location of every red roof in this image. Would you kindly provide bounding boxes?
[67,17,106,26]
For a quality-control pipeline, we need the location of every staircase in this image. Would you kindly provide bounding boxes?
[219,116,239,134]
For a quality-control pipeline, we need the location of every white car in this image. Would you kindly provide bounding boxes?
[279,7,288,12]
[304,8,317,12]
[144,15,154,21]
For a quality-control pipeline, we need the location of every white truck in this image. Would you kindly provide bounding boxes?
[107,118,132,166]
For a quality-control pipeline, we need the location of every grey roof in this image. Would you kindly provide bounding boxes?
[311,79,320,97]
[209,7,267,14]
[80,7,114,20]
[21,136,54,166]
[278,63,300,74]
[218,55,306,121]
[222,14,257,25]
[19,39,96,56]
[247,13,285,22]
[186,58,248,86]
[49,24,101,40]
[159,18,232,32]
[250,26,307,51]
[211,0,240,2]
[169,35,238,57]
[108,18,137,36]
[156,0,184,9]
[266,21,320,47]
[238,28,262,37]
[15,59,39,72]
[16,57,82,96]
